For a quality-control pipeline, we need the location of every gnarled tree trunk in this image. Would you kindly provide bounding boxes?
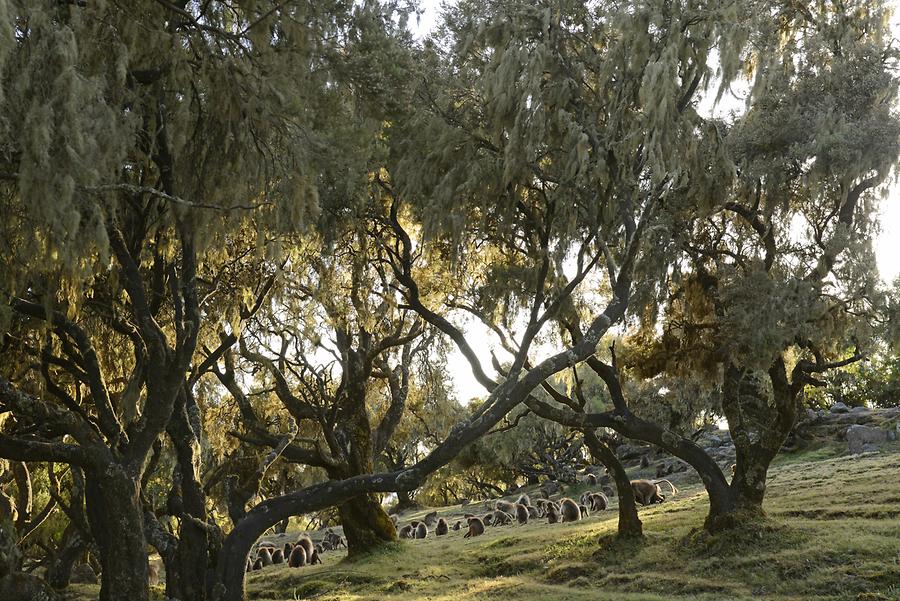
[582,430,642,538]
[84,468,148,601]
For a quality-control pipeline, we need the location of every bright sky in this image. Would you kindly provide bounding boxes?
[410,1,900,404]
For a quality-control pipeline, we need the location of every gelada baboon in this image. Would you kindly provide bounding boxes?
[398,524,414,539]
[452,520,462,531]
[252,557,264,570]
[246,558,253,573]
[288,544,307,568]
[283,542,293,558]
[415,522,428,539]
[257,547,273,566]
[464,516,485,538]
[495,500,517,515]
[547,506,560,524]
[423,511,439,527]
[526,505,541,519]
[630,479,677,505]
[482,512,494,526]
[584,473,598,486]
[296,535,315,560]
[436,518,449,536]
[271,549,284,564]
[589,492,609,512]
[515,503,529,524]
[579,504,590,518]
[559,498,581,522]
[309,549,322,565]
[516,494,531,507]
[492,510,513,525]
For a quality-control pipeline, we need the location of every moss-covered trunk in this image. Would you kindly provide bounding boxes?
[711,359,800,530]
[84,467,149,601]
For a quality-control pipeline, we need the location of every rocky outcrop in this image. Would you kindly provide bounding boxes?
[846,425,889,454]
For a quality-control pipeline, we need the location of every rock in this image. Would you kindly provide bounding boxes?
[850,405,871,414]
[806,408,818,420]
[707,435,724,447]
[70,563,99,585]
[846,425,888,454]
[830,402,850,414]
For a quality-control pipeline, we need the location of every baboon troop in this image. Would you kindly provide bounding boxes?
[559,498,581,522]
[436,518,449,535]
[630,479,677,505]
[464,516,485,538]
[245,475,647,573]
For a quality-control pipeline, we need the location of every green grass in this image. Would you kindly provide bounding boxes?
[243,450,900,601]
[63,448,900,601]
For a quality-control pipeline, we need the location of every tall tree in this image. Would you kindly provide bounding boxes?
[0,1,404,598]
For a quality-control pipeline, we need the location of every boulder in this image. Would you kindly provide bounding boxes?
[850,405,871,414]
[830,402,850,414]
[846,425,888,454]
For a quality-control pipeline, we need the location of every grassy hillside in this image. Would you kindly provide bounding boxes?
[242,448,899,601]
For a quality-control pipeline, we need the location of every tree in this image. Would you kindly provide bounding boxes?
[0,1,400,598]
[212,228,432,555]
[618,0,900,528]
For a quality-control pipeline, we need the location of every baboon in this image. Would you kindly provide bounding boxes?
[258,547,273,566]
[288,545,307,568]
[436,518,449,535]
[272,549,284,564]
[482,513,494,526]
[516,494,531,507]
[398,524,414,539]
[309,549,322,565]
[423,511,439,527]
[584,473,598,486]
[452,520,462,531]
[323,530,346,549]
[315,543,324,554]
[579,504,590,518]
[495,500,517,515]
[492,510,513,525]
[246,558,253,573]
[252,557,264,570]
[547,507,559,524]
[589,492,609,512]
[296,535,315,560]
[464,516,485,538]
[515,503,529,524]
[415,522,428,539]
[283,542,293,558]
[526,505,540,519]
[630,479,677,505]
[390,514,400,526]
[560,498,581,522]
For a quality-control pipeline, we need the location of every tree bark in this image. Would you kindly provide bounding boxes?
[46,524,88,589]
[582,430,642,538]
[84,468,148,601]
[337,494,395,557]
[711,360,801,530]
